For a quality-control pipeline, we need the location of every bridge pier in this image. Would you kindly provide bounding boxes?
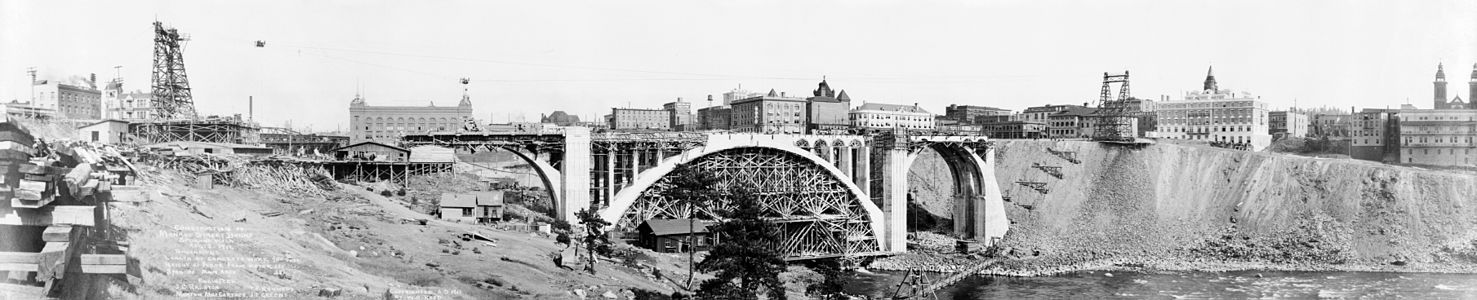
[879,134,911,253]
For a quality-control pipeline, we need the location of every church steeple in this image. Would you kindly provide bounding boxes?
[1435,63,1448,109]
[1469,63,1476,108]
[1202,66,1218,93]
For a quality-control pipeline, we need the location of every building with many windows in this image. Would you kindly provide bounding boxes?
[609,108,672,131]
[981,116,1047,139]
[1398,109,1477,167]
[348,93,474,143]
[1047,107,1101,138]
[1016,104,1083,123]
[934,118,982,134]
[943,105,1011,124]
[696,105,732,131]
[730,90,808,134]
[31,75,102,120]
[662,98,694,131]
[849,102,934,131]
[1153,67,1271,149]
[1350,108,1402,163]
[1269,111,1310,139]
[101,76,157,121]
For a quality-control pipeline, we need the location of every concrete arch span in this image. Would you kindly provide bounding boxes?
[600,143,890,254]
[487,145,562,212]
[903,143,1009,245]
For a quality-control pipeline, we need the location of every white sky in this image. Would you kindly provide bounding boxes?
[2,0,1474,132]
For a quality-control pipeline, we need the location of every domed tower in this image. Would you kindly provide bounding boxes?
[1434,63,1448,109]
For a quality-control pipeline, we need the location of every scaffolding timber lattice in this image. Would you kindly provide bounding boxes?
[621,147,880,260]
[1093,71,1135,142]
[325,162,454,188]
[151,21,197,120]
[130,120,260,144]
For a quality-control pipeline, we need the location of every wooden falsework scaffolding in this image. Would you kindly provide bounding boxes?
[620,147,882,260]
[129,119,261,144]
[324,161,454,188]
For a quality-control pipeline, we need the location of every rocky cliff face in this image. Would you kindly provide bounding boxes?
[918,140,1477,272]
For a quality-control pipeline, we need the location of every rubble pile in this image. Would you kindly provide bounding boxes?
[144,152,338,195]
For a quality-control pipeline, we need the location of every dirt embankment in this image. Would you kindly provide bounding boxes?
[104,166,695,299]
[966,140,1477,274]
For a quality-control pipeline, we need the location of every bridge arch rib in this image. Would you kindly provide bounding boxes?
[901,141,1009,245]
[600,143,890,257]
[496,146,562,212]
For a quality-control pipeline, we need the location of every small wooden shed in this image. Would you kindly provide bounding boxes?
[636,219,716,253]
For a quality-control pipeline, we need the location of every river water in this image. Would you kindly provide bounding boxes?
[845,269,1477,299]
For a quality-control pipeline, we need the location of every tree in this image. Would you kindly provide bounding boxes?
[576,207,612,274]
[695,191,787,300]
[655,165,721,289]
[806,260,847,299]
[552,220,573,247]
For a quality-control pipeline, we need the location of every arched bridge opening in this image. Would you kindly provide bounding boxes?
[615,147,883,260]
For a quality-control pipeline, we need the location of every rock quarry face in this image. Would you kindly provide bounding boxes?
[915,140,1477,267]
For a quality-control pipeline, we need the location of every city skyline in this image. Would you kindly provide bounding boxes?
[2,0,1475,131]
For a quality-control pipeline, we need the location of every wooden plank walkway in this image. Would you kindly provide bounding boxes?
[918,258,1003,295]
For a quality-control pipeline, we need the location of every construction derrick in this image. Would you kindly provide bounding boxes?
[1046,147,1080,164]
[134,22,260,144]
[1031,162,1063,179]
[1016,181,1050,194]
[151,21,197,120]
[1092,71,1135,142]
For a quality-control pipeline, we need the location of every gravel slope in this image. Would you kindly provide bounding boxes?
[914,140,1477,274]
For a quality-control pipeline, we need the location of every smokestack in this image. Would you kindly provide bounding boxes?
[781,92,786,97]
[249,96,254,121]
